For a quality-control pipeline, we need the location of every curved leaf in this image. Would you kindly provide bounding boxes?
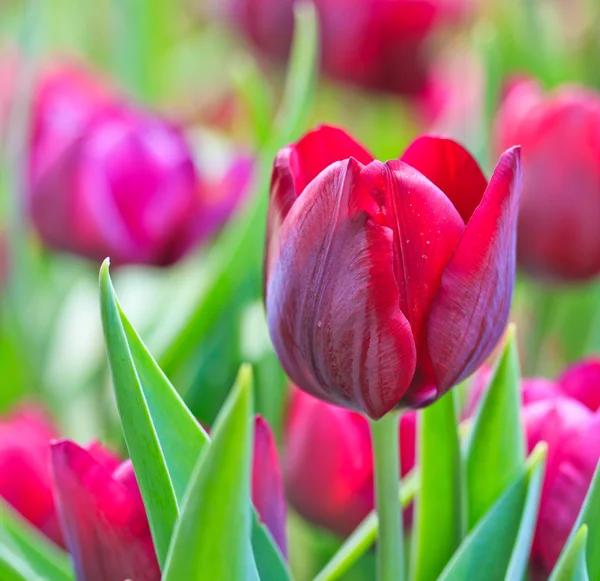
[550,526,590,581]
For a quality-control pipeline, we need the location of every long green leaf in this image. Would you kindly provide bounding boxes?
[438,444,546,581]
[99,261,290,579]
[0,501,73,581]
[162,366,259,580]
[550,526,590,581]
[465,326,525,529]
[410,392,463,581]
[557,459,600,578]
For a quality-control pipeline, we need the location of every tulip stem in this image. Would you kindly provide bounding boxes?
[370,411,404,581]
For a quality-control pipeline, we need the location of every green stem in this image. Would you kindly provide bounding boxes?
[370,412,404,581]
[313,471,418,581]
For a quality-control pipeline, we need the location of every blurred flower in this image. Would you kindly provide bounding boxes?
[0,405,63,546]
[28,64,251,267]
[284,388,415,536]
[51,440,160,581]
[469,358,600,573]
[221,0,468,96]
[265,125,522,419]
[495,79,600,281]
[252,416,287,555]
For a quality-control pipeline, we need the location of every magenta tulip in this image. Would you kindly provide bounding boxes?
[495,79,600,280]
[221,0,467,96]
[284,387,416,536]
[0,405,63,546]
[50,440,160,581]
[265,125,522,419]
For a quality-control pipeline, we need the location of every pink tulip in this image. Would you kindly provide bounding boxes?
[284,388,416,536]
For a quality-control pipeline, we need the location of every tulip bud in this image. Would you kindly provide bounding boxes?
[495,79,600,280]
[50,440,161,581]
[0,405,63,546]
[284,388,416,536]
[265,125,522,419]
[220,0,467,96]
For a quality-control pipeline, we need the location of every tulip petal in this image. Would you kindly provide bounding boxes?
[251,417,287,556]
[265,126,373,288]
[51,440,160,581]
[401,136,487,223]
[426,147,522,393]
[267,159,416,419]
[361,159,464,397]
[558,359,600,412]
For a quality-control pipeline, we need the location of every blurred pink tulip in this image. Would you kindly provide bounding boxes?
[51,440,160,581]
[28,64,251,266]
[221,0,469,96]
[284,388,415,536]
[0,405,63,546]
[495,79,600,280]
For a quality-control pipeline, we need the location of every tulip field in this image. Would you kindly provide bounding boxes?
[2,1,600,580]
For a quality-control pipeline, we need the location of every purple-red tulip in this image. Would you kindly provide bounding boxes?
[265,125,522,419]
[221,0,467,96]
[469,358,600,573]
[28,65,250,266]
[50,440,161,581]
[0,405,63,546]
[495,79,600,280]
[284,388,416,536]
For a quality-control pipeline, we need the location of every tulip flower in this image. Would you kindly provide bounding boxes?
[284,388,415,536]
[221,0,467,96]
[50,440,161,581]
[0,405,63,546]
[28,65,250,267]
[265,125,522,419]
[495,79,600,280]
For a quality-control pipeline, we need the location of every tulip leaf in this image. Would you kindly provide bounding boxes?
[410,391,463,581]
[438,444,545,581]
[0,500,73,581]
[99,261,290,580]
[556,459,600,579]
[549,526,590,581]
[465,326,526,529]
[162,366,259,581]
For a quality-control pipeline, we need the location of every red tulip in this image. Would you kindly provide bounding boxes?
[0,405,63,546]
[28,65,250,267]
[50,440,161,581]
[495,79,600,280]
[221,0,467,96]
[284,388,416,536]
[265,125,522,419]
[252,416,288,556]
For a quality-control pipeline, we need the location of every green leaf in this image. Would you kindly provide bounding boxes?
[438,444,546,581]
[0,500,73,581]
[158,1,319,378]
[410,392,463,581]
[549,526,590,581]
[557,458,600,579]
[99,261,290,580]
[465,325,525,529]
[162,366,259,581]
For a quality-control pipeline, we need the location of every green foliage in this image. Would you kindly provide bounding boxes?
[162,366,259,581]
[410,392,463,581]
[550,526,590,581]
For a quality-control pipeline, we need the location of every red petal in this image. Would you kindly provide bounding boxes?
[401,135,487,223]
[50,440,160,581]
[251,416,287,556]
[361,159,464,400]
[265,126,373,291]
[266,159,416,419]
[558,358,600,412]
[426,147,523,393]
